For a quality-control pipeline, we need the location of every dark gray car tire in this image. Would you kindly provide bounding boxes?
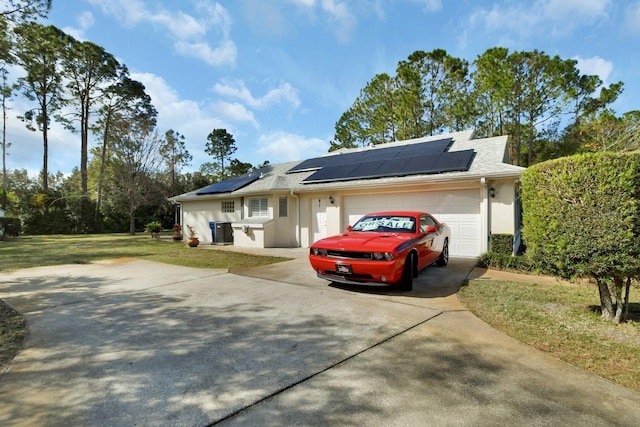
[396,253,414,291]
[436,238,449,267]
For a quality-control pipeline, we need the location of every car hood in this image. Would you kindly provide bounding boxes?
[313,231,414,251]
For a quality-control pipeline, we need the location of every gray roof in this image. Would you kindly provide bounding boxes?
[170,130,526,202]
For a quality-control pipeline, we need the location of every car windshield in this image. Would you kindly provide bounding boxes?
[350,215,416,233]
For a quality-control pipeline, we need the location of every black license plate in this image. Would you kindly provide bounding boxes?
[336,264,352,274]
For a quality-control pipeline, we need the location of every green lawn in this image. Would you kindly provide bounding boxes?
[0,233,291,271]
[459,278,640,392]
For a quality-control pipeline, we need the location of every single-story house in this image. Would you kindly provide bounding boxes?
[169,130,526,258]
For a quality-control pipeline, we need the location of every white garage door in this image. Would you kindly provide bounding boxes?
[343,190,481,257]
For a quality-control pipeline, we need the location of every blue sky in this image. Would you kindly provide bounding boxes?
[6,0,640,178]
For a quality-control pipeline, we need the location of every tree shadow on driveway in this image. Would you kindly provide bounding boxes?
[0,261,445,425]
[3,260,639,427]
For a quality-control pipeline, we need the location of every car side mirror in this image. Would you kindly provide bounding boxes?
[425,225,437,233]
[346,225,352,231]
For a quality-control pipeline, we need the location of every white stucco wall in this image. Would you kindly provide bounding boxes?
[180,198,242,244]
[180,193,300,248]
[232,221,269,248]
[489,180,517,235]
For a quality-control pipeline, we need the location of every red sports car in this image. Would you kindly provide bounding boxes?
[309,211,450,291]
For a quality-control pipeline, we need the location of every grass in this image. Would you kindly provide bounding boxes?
[459,278,640,392]
[0,233,291,271]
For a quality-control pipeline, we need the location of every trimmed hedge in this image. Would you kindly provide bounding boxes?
[478,252,540,273]
[490,234,513,255]
[521,151,640,280]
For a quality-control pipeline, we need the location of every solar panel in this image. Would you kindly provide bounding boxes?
[429,150,475,173]
[299,164,352,183]
[376,157,411,176]
[287,157,327,172]
[302,148,475,184]
[402,154,440,174]
[402,138,452,156]
[398,146,435,159]
[287,137,453,174]
[349,159,386,178]
[363,150,393,162]
[196,171,261,195]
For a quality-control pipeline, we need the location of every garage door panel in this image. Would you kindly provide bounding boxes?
[343,191,480,257]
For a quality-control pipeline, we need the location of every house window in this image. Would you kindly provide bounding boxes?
[249,197,268,217]
[278,197,288,218]
[221,201,234,213]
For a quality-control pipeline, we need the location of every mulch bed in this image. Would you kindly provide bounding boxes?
[0,300,26,371]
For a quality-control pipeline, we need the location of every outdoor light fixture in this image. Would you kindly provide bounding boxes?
[489,187,496,198]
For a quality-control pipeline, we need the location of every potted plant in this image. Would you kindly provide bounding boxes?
[172,224,183,241]
[186,225,199,247]
[144,220,162,240]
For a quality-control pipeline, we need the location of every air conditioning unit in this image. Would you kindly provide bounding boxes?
[214,222,233,245]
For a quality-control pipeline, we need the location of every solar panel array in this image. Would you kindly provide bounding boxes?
[285,137,476,184]
[196,171,261,195]
[287,138,452,173]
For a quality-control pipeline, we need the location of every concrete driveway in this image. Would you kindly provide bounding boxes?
[1,251,639,426]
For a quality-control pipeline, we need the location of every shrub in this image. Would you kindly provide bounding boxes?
[478,252,540,272]
[144,220,162,235]
[490,234,513,255]
[0,217,22,237]
[521,151,640,323]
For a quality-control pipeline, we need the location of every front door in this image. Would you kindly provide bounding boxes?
[312,198,328,243]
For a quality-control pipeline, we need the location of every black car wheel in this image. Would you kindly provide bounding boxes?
[397,253,414,291]
[436,238,449,267]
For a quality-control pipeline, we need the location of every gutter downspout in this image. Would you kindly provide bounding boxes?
[291,190,301,247]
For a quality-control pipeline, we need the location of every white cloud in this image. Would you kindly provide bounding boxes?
[61,11,95,40]
[543,0,609,19]
[151,11,207,40]
[289,0,316,7]
[198,1,234,34]
[321,0,356,43]
[213,80,300,110]
[469,0,610,38]
[625,1,640,35]
[78,10,95,29]
[575,56,614,85]
[87,0,147,27]
[408,0,442,13]
[257,131,329,162]
[87,0,237,67]
[286,0,356,42]
[174,40,237,67]
[131,72,229,168]
[211,101,259,128]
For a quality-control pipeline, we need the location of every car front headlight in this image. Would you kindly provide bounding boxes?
[372,252,394,261]
[310,247,328,256]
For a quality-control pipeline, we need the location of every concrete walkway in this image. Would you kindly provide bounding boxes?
[1,250,639,426]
